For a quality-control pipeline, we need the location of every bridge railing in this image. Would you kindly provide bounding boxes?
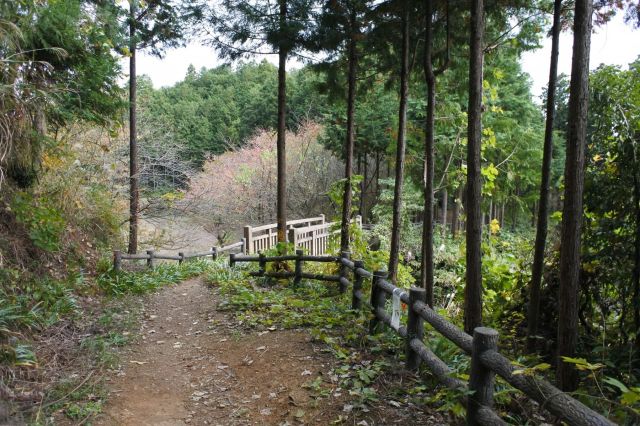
[229,250,615,426]
[244,215,362,256]
[244,215,326,255]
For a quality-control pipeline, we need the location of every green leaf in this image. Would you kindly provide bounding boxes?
[603,377,630,393]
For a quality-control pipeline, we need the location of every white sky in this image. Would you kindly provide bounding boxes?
[521,13,640,98]
[134,14,639,99]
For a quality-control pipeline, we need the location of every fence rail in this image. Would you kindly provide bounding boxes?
[231,250,614,426]
[113,240,245,272]
[244,215,362,256]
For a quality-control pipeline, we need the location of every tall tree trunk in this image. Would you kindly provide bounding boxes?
[375,151,381,196]
[421,0,435,304]
[128,0,138,255]
[388,1,410,284]
[276,0,288,245]
[361,151,368,220]
[340,9,358,253]
[633,171,640,349]
[441,188,448,235]
[527,0,562,353]
[452,184,463,237]
[464,0,484,335]
[556,0,592,391]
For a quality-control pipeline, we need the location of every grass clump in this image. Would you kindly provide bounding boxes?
[97,259,215,296]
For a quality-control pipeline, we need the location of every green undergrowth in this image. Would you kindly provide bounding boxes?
[97,258,215,296]
[3,256,215,424]
[205,259,633,423]
[34,298,142,425]
[204,262,465,420]
[1,269,87,368]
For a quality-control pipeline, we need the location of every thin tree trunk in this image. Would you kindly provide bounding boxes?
[276,0,288,245]
[375,151,381,196]
[632,171,640,349]
[452,184,462,238]
[340,9,358,253]
[556,0,592,391]
[128,0,138,255]
[361,151,368,220]
[464,0,484,334]
[421,0,435,304]
[388,1,410,284]
[441,188,448,235]
[527,0,562,354]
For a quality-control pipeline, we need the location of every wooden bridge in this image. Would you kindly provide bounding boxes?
[243,215,362,256]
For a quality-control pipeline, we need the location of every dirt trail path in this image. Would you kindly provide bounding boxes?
[96,278,345,426]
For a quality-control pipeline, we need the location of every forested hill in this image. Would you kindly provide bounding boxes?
[137,61,328,162]
[137,51,544,184]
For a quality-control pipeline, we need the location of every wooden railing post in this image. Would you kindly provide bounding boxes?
[258,252,266,276]
[319,214,325,224]
[178,252,185,265]
[241,238,247,255]
[244,225,252,254]
[369,270,387,334]
[113,250,122,273]
[212,247,218,261]
[229,252,236,267]
[310,229,316,255]
[294,249,303,286]
[352,260,364,310]
[406,286,426,371]
[467,327,499,426]
[146,250,155,269]
[355,214,362,228]
[339,251,351,293]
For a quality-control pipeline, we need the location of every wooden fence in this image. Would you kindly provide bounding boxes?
[230,250,614,426]
[112,241,245,272]
[244,215,362,256]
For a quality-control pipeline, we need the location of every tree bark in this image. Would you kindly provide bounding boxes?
[452,184,463,238]
[361,151,368,220]
[527,0,562,353]
[388,1,410,284]
[128,0,139,255]
[375,151,381,196]
[340,9,358,253]
[633,171,640,349]
[441,188,448,235]
[464,0,484,335]
[556,0,592,391]
[276,0,288,245]
[421,0,435,305]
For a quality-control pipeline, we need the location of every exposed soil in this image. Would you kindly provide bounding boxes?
[82,275,453,426]
[95,277,349,426]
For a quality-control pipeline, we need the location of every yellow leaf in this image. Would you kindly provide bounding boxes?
[490,219,500,235]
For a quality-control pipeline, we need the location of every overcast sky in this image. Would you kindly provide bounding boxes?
[134,13,639,99]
